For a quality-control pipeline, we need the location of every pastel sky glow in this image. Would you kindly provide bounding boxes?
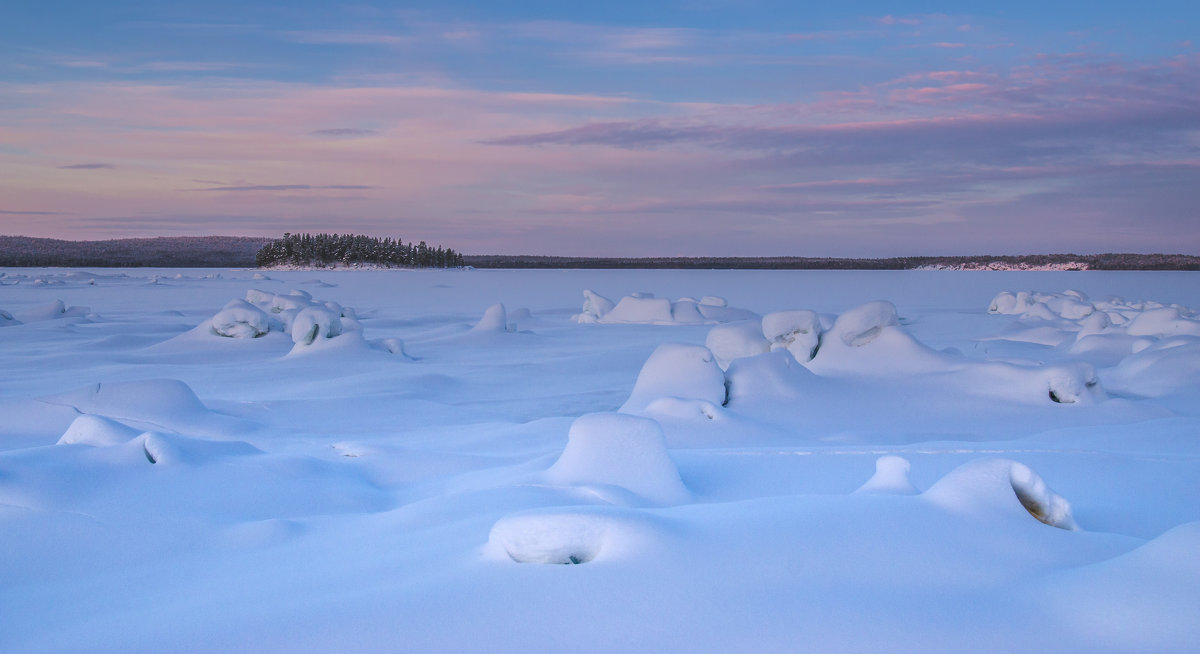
[2,1,1197,256]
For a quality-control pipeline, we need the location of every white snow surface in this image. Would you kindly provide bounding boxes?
[2,267,1200,653]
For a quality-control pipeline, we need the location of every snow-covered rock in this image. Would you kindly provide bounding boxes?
[576,290,758,325]
[546,412,689,505]
[620,344,727,414]
[290,306,344,345]
[705,320,770,370]
[488,508,660,564]
[924,458,1078,530]
[830,300,899,347]
[806,301,950,375]
[723,350,821,404]
[211,299,271,338]
[762,310,822,362]
[576,290,616,323]
[603,296,675,324]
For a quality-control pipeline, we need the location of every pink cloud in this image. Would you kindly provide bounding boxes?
[877,16,921,26]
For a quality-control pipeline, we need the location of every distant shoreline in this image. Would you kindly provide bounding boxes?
[1,236,1198,270]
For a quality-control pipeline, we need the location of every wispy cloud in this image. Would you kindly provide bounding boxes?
[877,15,923,26]
[310,128,378,137]
[185,184,375,192]
[483,53,1200,167]
[281,30,411,46]
[58,163,115,170]
[0,209,67,215]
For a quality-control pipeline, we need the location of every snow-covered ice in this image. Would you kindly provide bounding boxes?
[1,267,1199,653]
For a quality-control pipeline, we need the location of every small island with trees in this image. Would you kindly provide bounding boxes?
[254,232,465,269]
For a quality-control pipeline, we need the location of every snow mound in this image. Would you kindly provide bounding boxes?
[191,289,378,353]
[136,431,261,465]
[40,379,246,437]
[56,414,141,447]
[1125,307,1200,338]
[576,289,616,323]
[291,306,344,345]
[1105,336,1200,397]
[471,303,513,332]
[488,509,658,564]
[0,309,20,327]
[15,299,91,322]
[855,455,918,495]
[924,458,1079,530]
[546,412,689,505]
[46,379,210,422]
[831,300,899,347]
[603,296,674,324]
[989,289,1199,339]
[805,301,951,375]
[620,344,727,414]
[987,290,1200,383]
[575,290,758,325]
[705,320,770,370]
[211,299,271,338]
[1039,361,1104,404]
[762,310,822,362]
[723,350,820,404]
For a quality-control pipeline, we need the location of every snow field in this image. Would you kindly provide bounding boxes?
[0,268,1198,652]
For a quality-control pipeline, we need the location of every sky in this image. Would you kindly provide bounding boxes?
[1,1,1197,257]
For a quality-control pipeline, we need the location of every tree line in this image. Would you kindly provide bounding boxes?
[462,253,1200,270]
[0,235,271,267]
[254,232,465,268]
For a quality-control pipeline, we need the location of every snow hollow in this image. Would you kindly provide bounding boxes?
[1,267,1199,653]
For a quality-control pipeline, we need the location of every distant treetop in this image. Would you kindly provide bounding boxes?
[255,232,464,269]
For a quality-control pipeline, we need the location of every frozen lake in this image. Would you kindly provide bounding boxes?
[2,268,1198,652]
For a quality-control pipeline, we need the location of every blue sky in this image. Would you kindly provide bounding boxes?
[1,1,1197,255]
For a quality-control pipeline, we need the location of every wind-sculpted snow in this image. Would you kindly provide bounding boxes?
[161,288,406,357]
[987,289,1200,400]
[210,299,270,338]
[546,412,689,506]
[488,508,664,564]
[705,320,770,370]
[618,343,727,414]
[471,303,513,333]
[39,378,251,438]
[1,269,1199,652]
[855,455,919,495]
[56,414,141,447]
[574,289,758,325]
[14,299,91,322]
[925,458,1079,530]
[761,309,822,362]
